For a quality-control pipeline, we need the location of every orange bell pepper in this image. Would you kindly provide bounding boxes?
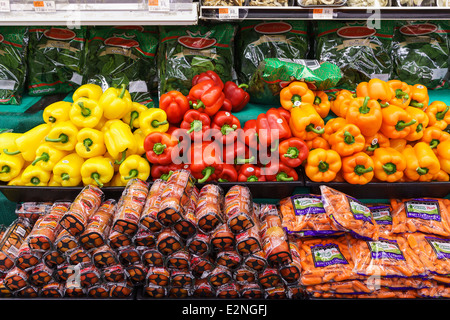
[371,147,406,182]
[279,81,315,111]
[432,170,449,182]
[289,104,325,141]
[405,106,429,142]
[426,101,450,130]
[330,89,355,117]
[420,126,450,151]
[312,91,331,119]
[341,152,374,185]
[409,84,429,109]
[387,80,411,109]
[389,138,407,153]
[322,117,347,141]
[380,104,417,139]
[306,136,330,151]
[328,124,365,157]
[364,132,390,155]
[304,148,342,182]
[345,96,382,137]
[402,142,440,182]
[356,78,392,107]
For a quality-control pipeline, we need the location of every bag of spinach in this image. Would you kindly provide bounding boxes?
[392,21,449,90]
[27,26,87,96]
[158,23,237,96]
[235,20,309,104]
[84,26,159,107]
[0,27,28,105]
[314,20,395,90]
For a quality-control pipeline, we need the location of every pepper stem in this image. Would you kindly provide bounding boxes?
[221,124,237,136]
[344,131,355,145]
[91,172,103,188]
[436,106,449,120]
[306,124,325,135]
[0,165,10,174]
[410,100,424,109]
[153,143,166,155]
[359,97,370,114]
[124,169,139,180]
[291,95,302,107]
[48,116,57,123]
[129,111,139,129]
[429,139,440,149]
[151,119,168,128]
[61,173,70,181]
[218,178,228,182]
[45,133,69,144]
[30,177,40,185]
[382,162,397,175]
[198,167,215,184]
[78,102,91,118]
[114,150,127,165]
[187,120,203,134]
[318,160,329,173]
[395,89,409,100]
[416,123,423,133]
[284,147,299,159]
[378,99,389,108]
[354,165,373,176]
[238,84,248,89]
[83,138,93,152]
[416,167,429,176]
[247,175,259,182]
[118,84,126,99]
[193,101,204,110]
[276,172,294,181]
[160,171,173,181]
[395,119,417,131]
[314,96,322,105]
[32,152,50,166]
[366,144,379,152]
[235,156,255,165]
[3,149,20,155]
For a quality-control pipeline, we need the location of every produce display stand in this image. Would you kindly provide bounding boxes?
[0,2,449,314]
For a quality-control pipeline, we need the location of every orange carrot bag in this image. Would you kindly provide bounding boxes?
[320,185,379,240]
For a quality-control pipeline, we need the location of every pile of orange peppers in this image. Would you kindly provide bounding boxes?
[284,78,450,184]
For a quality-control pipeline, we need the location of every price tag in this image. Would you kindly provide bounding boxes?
[148,0,170,12]
[218,7,239,19]
[33,0,56,12]
[0,0,10,12]
[312,8,334,19]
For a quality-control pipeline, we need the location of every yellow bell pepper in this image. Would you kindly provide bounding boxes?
[75,128,106,159]
[103,119,137,164]
[289,104,325,141]
[21,164,51,186]
[426,101,450,130]
[72,83,103,102]
[304,148,342,182]
[110,172,128,187]
[48,175,61,187]
[122,102,148,130]
[405,106,429,142]
[15,123,52,162]
[420,126,450,152]
[312,91,331,119]
[94,117,108,131]
[69,98,104,128]
[0,153,25,182]
[279,81,315,111]
[80,156,115,188]
[44,121,79,152]
[7,170,24,185]
[402,142,440,182]
[52,153,84,187]
[118,154,151,184]
[409,84,429,109]
[98,84,132,120]
[133,128,146,156]
[42,101,72,124]
[436,140,450,174]
[371,147,406,183]
[0,132,21,156]
[31,143,68,171]
[139,108,169,137]
[432,170,449,182]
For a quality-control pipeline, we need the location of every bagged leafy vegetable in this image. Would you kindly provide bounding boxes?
[158,23,236,96]
[84,26,159,107]
[235,20,309,104]
[0,27,28,105]
[27,26,87,96]
[314,20,395,90]
[392,21,450,90]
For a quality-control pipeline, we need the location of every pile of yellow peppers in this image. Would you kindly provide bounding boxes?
[0,83,169,188]
[281,79,450,185]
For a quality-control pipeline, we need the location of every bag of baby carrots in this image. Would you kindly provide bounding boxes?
[369,204,393,237]
[347,234,426,278]
[296,236,358,286]
[279,194,343,238]
[304,279,372,296]
[391,198,450,237]
[320,186,379,240]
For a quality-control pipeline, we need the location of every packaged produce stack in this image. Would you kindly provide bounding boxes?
[279,186,450,299]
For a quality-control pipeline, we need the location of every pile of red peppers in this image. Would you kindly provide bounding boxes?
[144,71,309,184]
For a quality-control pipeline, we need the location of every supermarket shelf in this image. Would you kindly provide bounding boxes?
[199,5,450,20]
[0,2,198,26]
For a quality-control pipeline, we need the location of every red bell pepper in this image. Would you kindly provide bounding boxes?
[180,109,211,141]
[217,164,238,182]
[188,80,225,117]
[263,162,299,182]
[211,111,241,145]
[150,163,183,181]
[223,81,250,113]
[277,107,291,123]
[222,140,256,166]
[256,108,291,148]
[189,141,223,183]
[237,164,266,182]
[220,98,233,113]
[240,119,259,150]
[278,137,309,168]
[159,91,190,125]
[192,70,224,90]
[144,132,178,165]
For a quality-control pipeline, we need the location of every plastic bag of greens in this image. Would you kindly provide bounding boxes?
[248,58,341,105]
[392,21,449,90]
[158,23,237,96]
[27,26,87,96]
[84,26,158,107]
[235,20,309,104]
[0,27,28,105]
[314,20,395,90]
